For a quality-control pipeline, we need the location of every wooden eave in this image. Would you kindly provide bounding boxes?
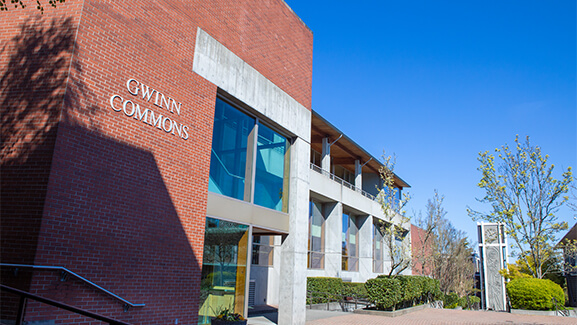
[311,111,410,189]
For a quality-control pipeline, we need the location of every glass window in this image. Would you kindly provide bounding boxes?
[310,149,321,167]
[252,235,274,266]
[209,97,290,212]
[254,123,289,212]
[198,217,249,325]
[373,219,385,273]
[334,165,354,185]
[308,199,325,269]
[392,227,408,263]
[208,98,255,201]
[342,212,359,271]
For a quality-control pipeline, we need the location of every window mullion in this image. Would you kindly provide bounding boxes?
[244,121,259,203]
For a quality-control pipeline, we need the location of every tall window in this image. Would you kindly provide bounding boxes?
[209,97,290,212]
[342,212,359,271]
[209,98,254,200]
[252,236,274,266]
[308,199,325,269]
[254,124,289,211]
[373,219,385,273]
[198,218,249,324]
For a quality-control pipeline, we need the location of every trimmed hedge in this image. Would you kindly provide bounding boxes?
[307,278,368,304]
[507,278,564,311]
[307,275,442,311]
[342,282,368,299]
[307,277,343,304]
[366,277,402,310]
[366,275,441,310]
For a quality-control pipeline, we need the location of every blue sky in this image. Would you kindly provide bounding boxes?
[286,0,577,245]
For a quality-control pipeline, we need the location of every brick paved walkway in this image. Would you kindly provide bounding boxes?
[305,308,577,325]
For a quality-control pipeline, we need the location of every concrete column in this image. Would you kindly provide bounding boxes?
[354,159,362,191]
[358,215,373,280]
[278,137,310,325]
[323,202,343,278]
[321,137,331,172]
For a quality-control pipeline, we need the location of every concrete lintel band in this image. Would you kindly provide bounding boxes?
[193,28,311,143]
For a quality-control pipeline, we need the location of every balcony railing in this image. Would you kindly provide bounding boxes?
[310,163,376,200]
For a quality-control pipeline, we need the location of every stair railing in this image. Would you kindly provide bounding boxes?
[1,284,132,325]
[1,263,145,311]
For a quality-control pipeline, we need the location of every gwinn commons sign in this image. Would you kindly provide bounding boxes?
[110,79,190,140]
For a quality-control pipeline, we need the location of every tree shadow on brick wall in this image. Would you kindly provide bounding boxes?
[1,17,202,324]
[1,16,81,288]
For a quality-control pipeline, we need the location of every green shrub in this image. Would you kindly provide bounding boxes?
[464,295,481,309]
[306,277,343,304]
[507,278,565,311]
[342,282,368,299]
[368,275,441,310]
[365,277,402,310]
[418,277,442,301]
[442,292,460,309]
[398,275,421,303]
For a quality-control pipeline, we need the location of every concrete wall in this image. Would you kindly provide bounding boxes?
[307,170,411,283]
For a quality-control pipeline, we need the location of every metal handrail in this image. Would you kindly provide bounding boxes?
[310,163,376,200]
[212,149,244,180]
[306,290,370,312]
[1,263,145,309]
[1,284,131,325]
[552,296,569,317]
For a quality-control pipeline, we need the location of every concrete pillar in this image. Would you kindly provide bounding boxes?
[321,137,331,172]
[354,159,362,191]
[358,215,373,279]
[323,202,343,277]
[278,137,310,325]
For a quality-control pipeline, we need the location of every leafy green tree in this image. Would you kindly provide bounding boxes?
[468,135,573,279]
[0,0,65,14]
[377,153,412,276]
[499,262,532,281]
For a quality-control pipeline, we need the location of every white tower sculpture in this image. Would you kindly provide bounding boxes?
[477,222,508,311]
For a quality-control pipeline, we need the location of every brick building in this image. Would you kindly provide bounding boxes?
[1,1,312,324]
[1,1,414,324]
[410,225,433,277]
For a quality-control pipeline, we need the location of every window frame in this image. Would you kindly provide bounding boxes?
[342,211,359,272]
[308,199,326,269]
[209,95,292,212]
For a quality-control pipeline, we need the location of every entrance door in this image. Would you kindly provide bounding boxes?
[198,217,249,324]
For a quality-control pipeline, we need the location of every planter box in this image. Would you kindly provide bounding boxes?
[510,308,577,318]
[211,318,248,325]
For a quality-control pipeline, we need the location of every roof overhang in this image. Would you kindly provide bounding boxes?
[311,110,410,189]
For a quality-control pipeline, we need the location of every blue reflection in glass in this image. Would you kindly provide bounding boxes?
[254,123,288,211]
[208,98,255,200]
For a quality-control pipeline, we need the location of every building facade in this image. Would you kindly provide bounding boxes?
[2,1,312,324]
[1,1,411,324]
[248,112,412,308]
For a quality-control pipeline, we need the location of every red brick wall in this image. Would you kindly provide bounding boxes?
[411,224,434,277]
[0,2,86,320]
[1,0,312,324]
